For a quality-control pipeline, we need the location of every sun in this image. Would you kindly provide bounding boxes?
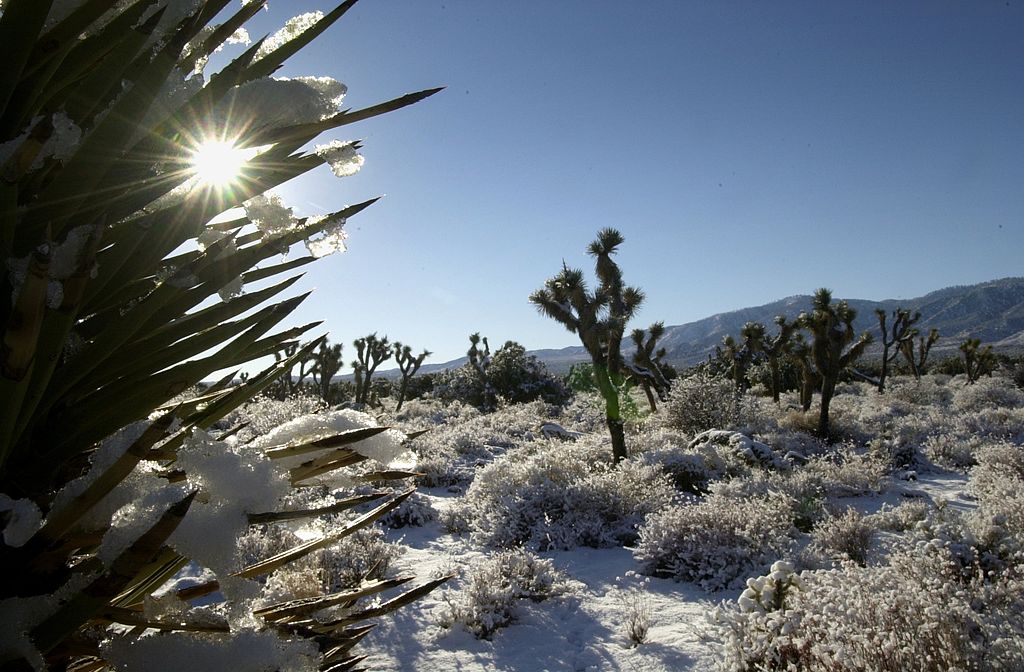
[190,139,252,187]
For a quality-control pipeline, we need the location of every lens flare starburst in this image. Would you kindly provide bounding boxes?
[190,139,252,187]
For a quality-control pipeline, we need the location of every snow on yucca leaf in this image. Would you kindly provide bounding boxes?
[0,1,439,669]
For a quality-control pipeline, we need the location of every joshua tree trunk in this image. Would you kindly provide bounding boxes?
[817,378,837,438]
[769,358,782,404]
[593,363,627,463]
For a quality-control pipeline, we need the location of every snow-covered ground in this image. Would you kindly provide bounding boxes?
[360,469,976,671]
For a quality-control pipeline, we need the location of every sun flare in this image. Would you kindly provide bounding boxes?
[190,139,252,187]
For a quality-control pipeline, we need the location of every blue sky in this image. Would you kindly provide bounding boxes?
[222,1,1024,368]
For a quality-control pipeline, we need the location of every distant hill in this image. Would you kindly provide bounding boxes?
[364,277,1024,378]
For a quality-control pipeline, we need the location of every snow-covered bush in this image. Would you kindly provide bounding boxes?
[952,374,1024,413]
[439,549,569,639]
[807,507,874,566]
[407,400,555,488]
[661,370,738,436]
[449,438,675,550]
[711,547,1024,671]
[379,491,438,529]
[634,492,797,591]
[225,393,328,444]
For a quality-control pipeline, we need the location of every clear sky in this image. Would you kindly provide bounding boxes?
[219,1,1024,369]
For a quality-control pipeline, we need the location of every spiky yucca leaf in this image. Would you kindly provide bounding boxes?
[0,1,441,669]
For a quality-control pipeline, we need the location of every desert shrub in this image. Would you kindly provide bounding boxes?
[711,546,1024,671]
[922,431,981,470]
[432,342,570,410]
[226,393,328,444]
[807,508,874,566]
[379,491,438,529]
[634,491,797,591]
[407,400,556,489]
[633,440,729,495]
[952,375,1024,413]
[449,438,675,550]
[612,578,654,647]
[970,441,1024,535]
[886,374,954,406]
[391,397,481,430]
[867,499,931,533]
[439,549,569,639]
[710,471,826,533]
[662,370,739,435]
[802,445,889,498]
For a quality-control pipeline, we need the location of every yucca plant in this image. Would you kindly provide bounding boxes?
[0,1,442,669]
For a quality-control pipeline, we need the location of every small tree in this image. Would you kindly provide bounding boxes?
[530,228,644,463]
[628,322,673,411]
[789,333,820,412]
[394,341,430,411]
[271,341,318,398]
[875,308,920,393]
[960,338,997,384]
[311,340,344,402]
[900,327,940,379]
[798,288,873,438]
[466,332,495,409]
[352,333,392,405]
[761,316,797,404]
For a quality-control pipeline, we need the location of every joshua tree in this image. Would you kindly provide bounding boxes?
[530,228,644,463]
[720,334,749,392]
[789,333,820,412]
[272,341,318,398]
[798,288,873,438]
[629,322,673,411]
[466,332,495,408]
[352,333,392,405]
[394,341,430,411]
[875,308,920,393]
[901,328,940,379]
[760,316,797,404]
[960,338,997,384]
[311,339,344,402]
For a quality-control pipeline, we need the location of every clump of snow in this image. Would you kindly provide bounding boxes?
[168,429,290,576]
[102,629,319,672]
[243,193,299,239]
[256,11,325,59]
[218,76,346,130]
[0,495,42,547]
[250,409,410,469]
[48,420,156,532]
[303,214,347,258]
[315,140,363,177]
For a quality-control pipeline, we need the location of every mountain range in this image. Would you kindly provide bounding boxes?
[386,277,1024,377]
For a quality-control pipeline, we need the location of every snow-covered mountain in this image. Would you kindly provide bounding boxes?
[412,277,1024,375]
